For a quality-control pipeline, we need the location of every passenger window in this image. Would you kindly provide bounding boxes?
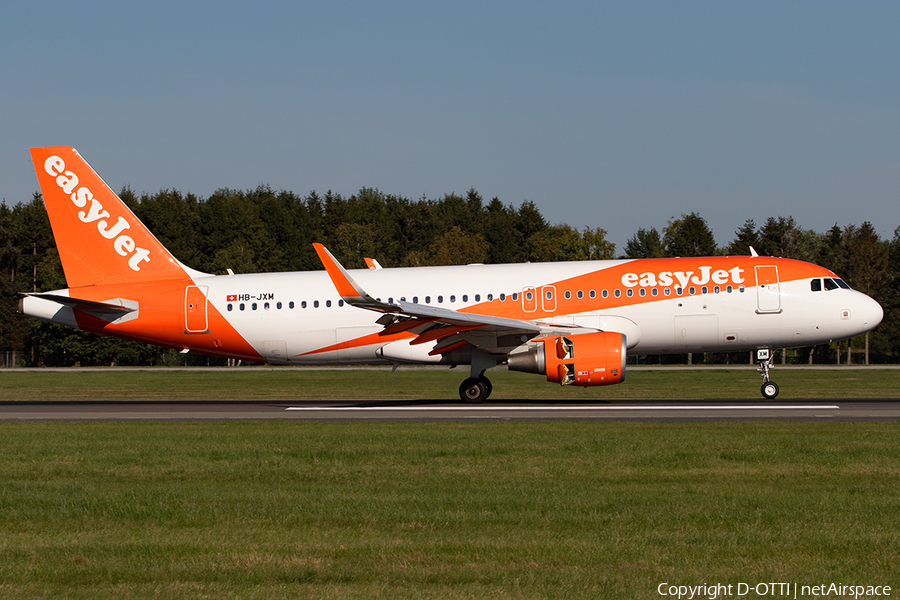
[689,287,696,295]
[565,291,571,299]
[500,293,506,301]
[614,289,621,298]
[338,300,344,307]
[664,288,671,296]
[511,293,517,301]
[601,290,607,298]
[239,303,245,311]
[462,295,468,302]
[626,289,633,297]
[227,304,233,311]
[425,296,431,304]
[413,296,419,304]
[264,302,270,310]
[301,301,306,308]
[326,300,332,307]
[251,303,258,310]
[290,301,296,309]
[590,290,597,299]
[652,288,659,296]
[475,294,480,302]
[314,300,319,308]
[487,293,493,301]
[577,290,583,299]
[811,279,822,292]
[276,302,282,309]
[638,289,645,297]
[437,296,443,303]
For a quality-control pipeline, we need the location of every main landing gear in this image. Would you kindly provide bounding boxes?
[459,376,492,403]
[756,348,779,399]
[458,350,498,403]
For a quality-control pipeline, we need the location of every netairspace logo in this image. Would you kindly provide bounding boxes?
[657,582,892,599]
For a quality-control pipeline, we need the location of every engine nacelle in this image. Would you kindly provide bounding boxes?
[508,331,626,386]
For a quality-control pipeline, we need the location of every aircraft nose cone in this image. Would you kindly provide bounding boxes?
[858,293,883,330]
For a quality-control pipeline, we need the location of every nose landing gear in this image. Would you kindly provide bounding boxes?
[756,349,779,399]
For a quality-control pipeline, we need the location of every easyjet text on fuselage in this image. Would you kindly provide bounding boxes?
[620,266,745,289]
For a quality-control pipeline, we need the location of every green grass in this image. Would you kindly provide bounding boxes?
[0,366,898,401]
[1,422,899,599]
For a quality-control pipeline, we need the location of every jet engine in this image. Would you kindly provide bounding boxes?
[508,331,626,386]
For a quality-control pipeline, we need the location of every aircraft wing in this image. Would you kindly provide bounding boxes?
[313,244,586,356]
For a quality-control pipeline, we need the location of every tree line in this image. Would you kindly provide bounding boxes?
[0,186,896,366]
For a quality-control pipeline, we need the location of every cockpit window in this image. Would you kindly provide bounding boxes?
[813,277,851,291]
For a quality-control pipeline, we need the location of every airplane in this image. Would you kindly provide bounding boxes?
[20,146,884,401]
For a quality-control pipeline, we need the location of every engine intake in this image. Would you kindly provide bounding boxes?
[508,331,626,386]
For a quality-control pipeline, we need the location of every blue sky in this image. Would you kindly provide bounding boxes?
[2,1,898,253]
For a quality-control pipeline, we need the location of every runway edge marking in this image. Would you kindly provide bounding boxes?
[285,405,841,412]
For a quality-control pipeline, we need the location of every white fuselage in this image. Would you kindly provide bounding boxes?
[189,259,882,365]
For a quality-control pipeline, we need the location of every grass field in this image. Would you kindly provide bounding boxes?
[1,369,899,598]
[1,421,899,599]
[0,366,899,401]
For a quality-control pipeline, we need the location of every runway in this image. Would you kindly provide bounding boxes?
[2,399,900,421]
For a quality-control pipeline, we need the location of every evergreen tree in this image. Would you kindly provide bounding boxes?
[625,227,665,259]
[727,219,759,256]
[662,213,717,257]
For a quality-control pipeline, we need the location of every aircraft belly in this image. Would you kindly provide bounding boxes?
[674,314,720,352]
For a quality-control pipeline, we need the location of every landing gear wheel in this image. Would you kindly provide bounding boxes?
[459,377,490,403]
[478,376,493,400]
[756,349,780,399]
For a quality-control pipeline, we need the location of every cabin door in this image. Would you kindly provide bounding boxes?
[755,266,781,313]
[185,286,209,333]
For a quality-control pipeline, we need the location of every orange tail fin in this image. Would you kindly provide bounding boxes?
[30,146,190,287]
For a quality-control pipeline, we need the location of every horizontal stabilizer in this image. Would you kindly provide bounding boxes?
[22,293,136,315]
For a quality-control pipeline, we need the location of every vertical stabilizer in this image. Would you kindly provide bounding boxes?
[30,146,190,287]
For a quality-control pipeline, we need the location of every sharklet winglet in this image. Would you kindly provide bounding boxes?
[312,243,390,310]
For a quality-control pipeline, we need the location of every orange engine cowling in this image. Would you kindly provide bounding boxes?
[507,331,626,386]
